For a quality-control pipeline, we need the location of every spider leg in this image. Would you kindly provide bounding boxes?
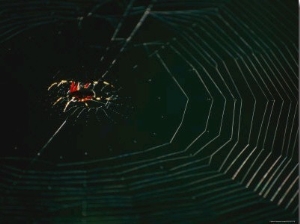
[97,107,116,124]
[57,80,68,87]
[53,97,62,105]
[70,106,83,115]
[100,80,115,92]
[48,82,58,91]
[63,101,71,112]
[103,95,125,108]
[48,80,70,90]
[77,108,85,118]
[104,100,126,118]
[105,95,118,101]
[105,101,110,109]
[63,97,75,112]
[103,81,114,88]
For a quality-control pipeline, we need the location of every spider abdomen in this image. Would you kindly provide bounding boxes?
[69,89,95,102]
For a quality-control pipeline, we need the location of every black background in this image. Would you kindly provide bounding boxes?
[0,0,298,223]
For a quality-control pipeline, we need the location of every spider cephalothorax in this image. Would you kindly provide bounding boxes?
[48,79,116,112]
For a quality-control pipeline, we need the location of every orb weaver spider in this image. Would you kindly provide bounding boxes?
[48,79,117,113]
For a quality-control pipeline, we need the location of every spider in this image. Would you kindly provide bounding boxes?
[48,79,116,112]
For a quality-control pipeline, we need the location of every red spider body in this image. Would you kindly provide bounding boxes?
[69,81,95,102]
[48,79,115,112]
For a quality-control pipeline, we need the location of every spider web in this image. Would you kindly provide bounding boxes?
[0,0,298,223]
